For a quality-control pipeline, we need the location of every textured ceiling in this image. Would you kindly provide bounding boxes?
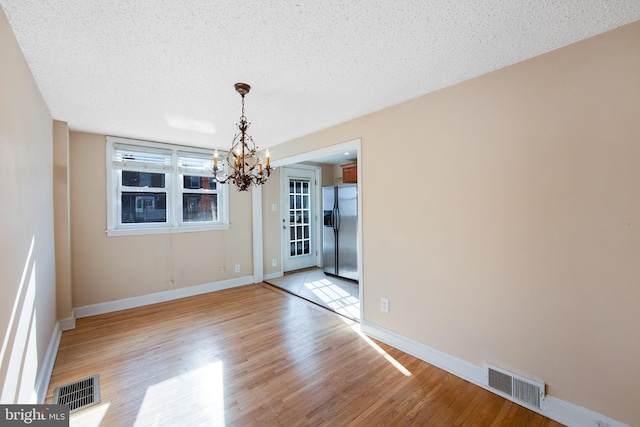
[2,1,640,150]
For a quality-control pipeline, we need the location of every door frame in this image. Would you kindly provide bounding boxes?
[280,164,322,272]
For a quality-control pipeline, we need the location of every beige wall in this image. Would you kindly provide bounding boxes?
[53,121,73,320]
[267,21,640,426]
[301,162,335,187]
[332,164,343,185]
[261,168,281,276]
[69,131,254,307]
[322,163,334,186]
[0,8,57,403]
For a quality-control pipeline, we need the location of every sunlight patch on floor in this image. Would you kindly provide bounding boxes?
[134,361,225,426]
[349,324,412,377]
[304,279,360,320]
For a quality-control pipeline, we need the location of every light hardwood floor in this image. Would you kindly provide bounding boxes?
[47,284,563,426]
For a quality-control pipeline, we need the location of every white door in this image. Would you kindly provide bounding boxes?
[282,167,317,272]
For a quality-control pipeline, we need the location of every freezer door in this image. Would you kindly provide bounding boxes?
[322,187,337,275]
[336,184,358,281]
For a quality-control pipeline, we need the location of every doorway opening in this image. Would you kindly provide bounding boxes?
[262,139,362,320]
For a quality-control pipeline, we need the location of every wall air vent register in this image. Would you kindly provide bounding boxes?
[486,364,544,410]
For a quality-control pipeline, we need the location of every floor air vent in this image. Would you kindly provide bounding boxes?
[53,374,100,412]
[486,364,544,409]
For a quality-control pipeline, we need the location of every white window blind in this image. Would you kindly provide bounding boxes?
[177,151,216,176]
[112,144,173,172]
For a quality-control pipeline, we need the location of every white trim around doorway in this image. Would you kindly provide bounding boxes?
[252,138,363,320]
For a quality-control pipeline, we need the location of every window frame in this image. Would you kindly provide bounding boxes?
[106,136,229,236]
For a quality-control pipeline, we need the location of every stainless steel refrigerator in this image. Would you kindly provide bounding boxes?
[323,184,358,281]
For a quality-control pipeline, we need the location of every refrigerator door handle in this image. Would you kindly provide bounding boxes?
[334,207,340,231]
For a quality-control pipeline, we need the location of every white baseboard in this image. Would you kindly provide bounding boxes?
[360,320,484,384]
[360,320,629,427]
[59,316,75,331]
[543,396,630,427]
[263,271,283,281]
[34,322,61,403]
[74,275,253,319]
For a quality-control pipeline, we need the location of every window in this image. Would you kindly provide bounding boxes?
[107,137,228,236]
[177,151,219,224]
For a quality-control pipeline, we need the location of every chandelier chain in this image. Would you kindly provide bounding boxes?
[241,93,245,119]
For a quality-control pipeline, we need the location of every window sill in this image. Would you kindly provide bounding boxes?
[106,223,230,237]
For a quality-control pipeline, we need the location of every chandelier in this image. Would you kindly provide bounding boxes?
[213,83,272,191]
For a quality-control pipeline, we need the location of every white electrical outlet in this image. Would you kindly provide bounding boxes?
[234,264,240,273]
[380,298,389,313]
[272,203,277,211]
[272,259,277,267]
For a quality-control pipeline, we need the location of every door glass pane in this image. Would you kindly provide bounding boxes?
[288,178,312,259]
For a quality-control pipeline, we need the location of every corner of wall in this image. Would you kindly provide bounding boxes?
[53,120,74,321]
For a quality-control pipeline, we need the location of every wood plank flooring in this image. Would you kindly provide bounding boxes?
[46,284,563,426]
